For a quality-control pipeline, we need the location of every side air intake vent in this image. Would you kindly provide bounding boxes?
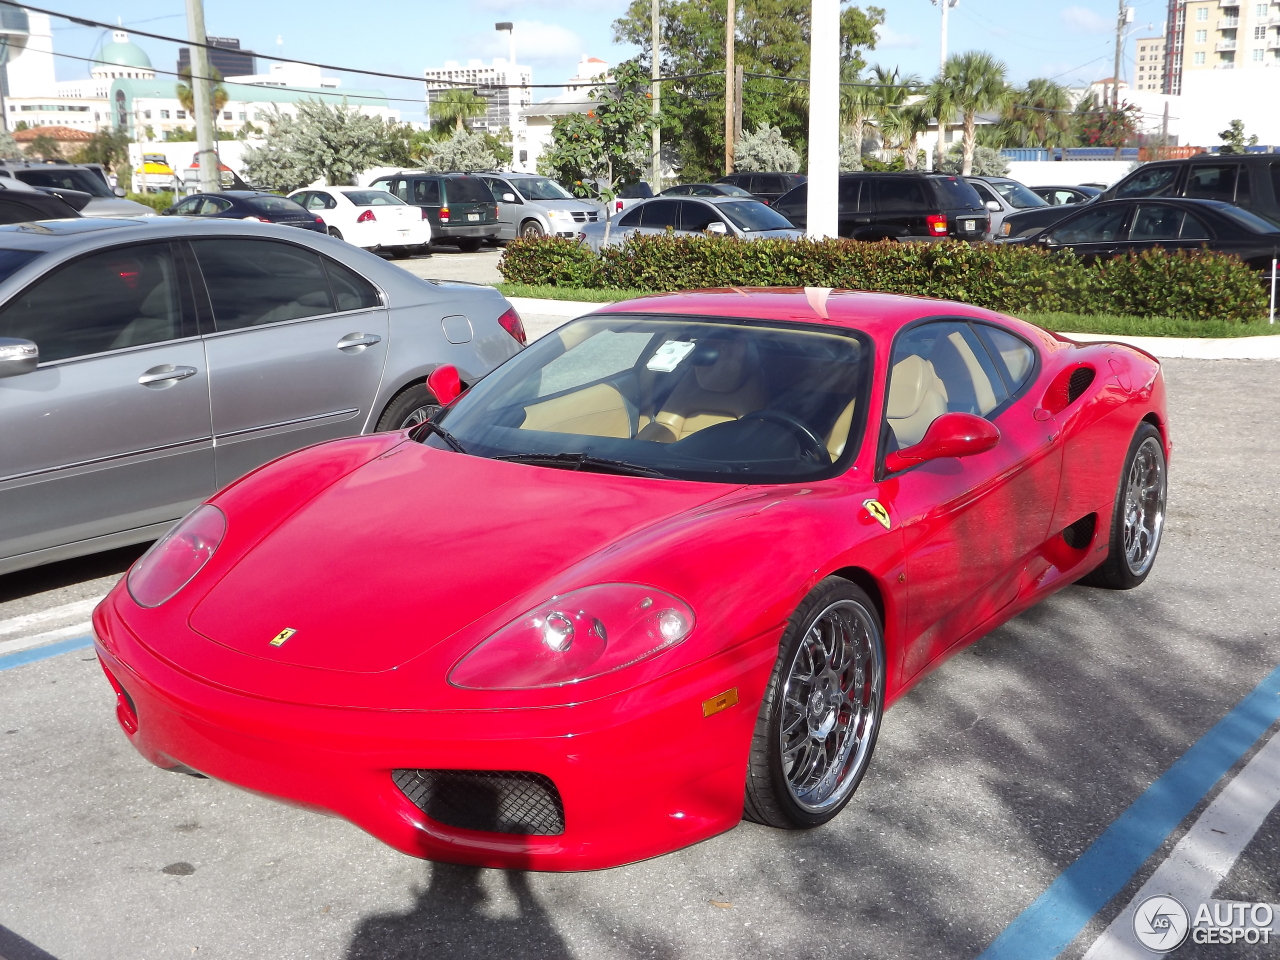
[1067,367,1096,404]
[392,769,565,836]
[1062,513,1097,550]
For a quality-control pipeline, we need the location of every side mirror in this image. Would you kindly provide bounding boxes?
[884,412,999,474]
[501,193,516,202]
[162,207,175,215]
[705,221,728,235]
[427,364,463,405]
[0,338,38,378]
[113,186,127,198]
[985,199,1001,212]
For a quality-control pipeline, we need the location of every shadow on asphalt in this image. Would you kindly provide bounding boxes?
[0,923,61,960]
[0,543,147,606]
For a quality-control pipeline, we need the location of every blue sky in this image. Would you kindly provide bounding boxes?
[42,0,1171,122]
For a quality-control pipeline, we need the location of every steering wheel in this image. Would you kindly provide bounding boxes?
[741,410,830,463]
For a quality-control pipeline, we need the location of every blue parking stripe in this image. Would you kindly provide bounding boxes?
[0,635,94,672]
[977,660,1280,960]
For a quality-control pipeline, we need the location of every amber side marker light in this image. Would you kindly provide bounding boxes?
[702,687,739,718]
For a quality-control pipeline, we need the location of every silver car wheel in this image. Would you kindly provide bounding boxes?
[1123,435,1166,577]
[778,599,883,814]
[399,405,438,429]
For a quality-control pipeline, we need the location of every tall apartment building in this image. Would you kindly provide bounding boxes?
[1164,0,1280,94]
[1134,34,1167,90]
[423,58,532,136]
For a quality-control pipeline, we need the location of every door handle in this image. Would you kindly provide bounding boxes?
[337,332,382,352]
[138,364,197,387]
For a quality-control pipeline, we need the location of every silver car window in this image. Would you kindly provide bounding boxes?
[0,242,184,363]
[190,239,336,332]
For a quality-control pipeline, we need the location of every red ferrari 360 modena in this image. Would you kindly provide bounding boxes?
[93,288,1169,871]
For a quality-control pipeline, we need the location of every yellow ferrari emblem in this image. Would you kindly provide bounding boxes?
[269,628,297,647]
[863,499,891,530]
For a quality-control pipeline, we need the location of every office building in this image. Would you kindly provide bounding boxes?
[424,58,532,136]
[1164,0,1280,95]
[1133,34,1167,91]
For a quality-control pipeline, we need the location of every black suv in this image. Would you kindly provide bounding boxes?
[367,172,500,251]
[716,172,807,205]
[772,173,989,241]
[1002,154,1280,239]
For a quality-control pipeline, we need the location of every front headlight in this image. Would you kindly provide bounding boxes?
[126,504,226,608]
[547,209,573,221]
[448,583,695,690]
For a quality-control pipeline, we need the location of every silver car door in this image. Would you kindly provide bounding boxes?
[0,241,214,566]
[188,237,390,487]
[483,177,523,238]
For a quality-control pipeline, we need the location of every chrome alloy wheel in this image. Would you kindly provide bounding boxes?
[399,405,440,430]
[778,599,883,813]
[1123,436,1166,577]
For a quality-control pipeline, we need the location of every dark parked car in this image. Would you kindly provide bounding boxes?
[1030,184,1103,206]
[772,173,989,241]
[0,181,83,223]
[716,172,807,205]
[1000,197,1280,270]
[163,191,326,233]
[1002,155,1280,239]
[660,182,756,199]
[368,172,500,251]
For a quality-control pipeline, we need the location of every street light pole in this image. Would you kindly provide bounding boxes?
[184,0,218,192]
[806,0,839,239]
[651,0,661,191]
[933,0,957,171]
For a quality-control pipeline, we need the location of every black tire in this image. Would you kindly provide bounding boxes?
[520,220,546,239]
[376,383,440,432]
[456,238,483,252]
[744,577,885,829]
[1080,422,1167,590]
[328,226,344,240]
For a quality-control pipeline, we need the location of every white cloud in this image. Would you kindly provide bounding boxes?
[875,25,920,49]
[469,20,585,66]
[1061,6,1111,34]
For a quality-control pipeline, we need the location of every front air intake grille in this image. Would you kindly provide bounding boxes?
[1062,513,1097,550]
[1067,367,1096,404]
[392,769,565,836]
[570,211,600,223]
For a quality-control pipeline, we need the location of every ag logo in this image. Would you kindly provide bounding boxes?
[269,627,297,647]
[1133,895,1189,952]
[862,499,891,530]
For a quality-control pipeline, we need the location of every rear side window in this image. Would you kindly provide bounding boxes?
[324,258,381,312]
[0,248,42,284]
[191,238,335,331]
[444,177,494,203]
[249,196,308,214]
[1130,204,1212,241]
[1184,165,1241,202]
[412,180,440,205]
[617,205,644,228]
[773,184,807,218]
[932,176,983,209]
[839,178,863,208]
[974,324,1036,392]
[1047,205,1129,244]
[874,178,930,211]
[640,199,681,228]
[1114,165,1178,199]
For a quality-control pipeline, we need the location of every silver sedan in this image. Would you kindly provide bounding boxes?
[0,217,524,575]
[577,195,803,252]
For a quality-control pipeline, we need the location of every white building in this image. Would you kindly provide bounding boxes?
[424,57,532,144]
[519,56,611,174]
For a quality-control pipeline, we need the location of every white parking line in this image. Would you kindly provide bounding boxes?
[1082,730,1280,958]
[0,622,94,657]
[0,596,103,640]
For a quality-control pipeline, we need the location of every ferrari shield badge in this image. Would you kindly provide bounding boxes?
[862,499,891,530]
[269,627,297,647]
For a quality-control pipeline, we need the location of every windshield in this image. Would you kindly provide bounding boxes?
[990,180,1048,209]
[717,201,796,232]
[343,190,405,206]
[248,196,309,213]
[429,315,871,483]
[716,184,755,198]
[515,177,575,201]
[13,169,113,198]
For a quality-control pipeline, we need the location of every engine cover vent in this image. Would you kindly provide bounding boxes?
[1067,367,1096,404]
[393,769,566,836]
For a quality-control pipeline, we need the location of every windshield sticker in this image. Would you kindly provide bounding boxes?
[647,340,697,373]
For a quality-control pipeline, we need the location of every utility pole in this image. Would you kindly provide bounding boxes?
[724,0,736,174]
[734,64,743,144]
[1111,1,1132,160]
[933,0,957,170]
[185,0,218,192]
[651,0,662,190]
[806,0,839,239]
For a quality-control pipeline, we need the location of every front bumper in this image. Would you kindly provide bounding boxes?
[92,590,777,871]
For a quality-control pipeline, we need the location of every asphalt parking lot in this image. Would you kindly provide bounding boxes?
[1,356,1278,960]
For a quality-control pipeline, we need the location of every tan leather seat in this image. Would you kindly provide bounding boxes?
[637,339,766,443]
[886,354,948,448]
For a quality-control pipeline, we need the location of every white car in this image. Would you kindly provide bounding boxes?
[288,186,432,257]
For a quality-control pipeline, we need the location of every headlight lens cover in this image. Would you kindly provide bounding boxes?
[449,583,695,690]
[126,504,226,608]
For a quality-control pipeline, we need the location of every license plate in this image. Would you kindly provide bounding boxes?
[467,213,479,222]
[962,219,975,231]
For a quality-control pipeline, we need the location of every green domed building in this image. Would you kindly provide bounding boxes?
[92,30,154,80]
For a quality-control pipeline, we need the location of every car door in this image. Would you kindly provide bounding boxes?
[197,196,234,219]
[871,177,931,239]
[1041,203,1132,262]
[1125,203,1215,257]
[481,176,523,235]
[0,241,214,563]
[188,237,389,487]
[678,199,726,236]
[637,199,682,236]
[839,177,871,238]
[772,184,807,230]
[876,320,1059,678]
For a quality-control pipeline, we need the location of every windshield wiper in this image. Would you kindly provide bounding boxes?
[411,419,467,454]
[493,452,668,478]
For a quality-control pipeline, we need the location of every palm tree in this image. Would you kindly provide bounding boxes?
[840,66,877,170]
[1007,78,1073,149]
[430,89,489,132]
[923,66,962,169]
[868,66,919,163]
[176,66,229,123]
[946,51,1010,175]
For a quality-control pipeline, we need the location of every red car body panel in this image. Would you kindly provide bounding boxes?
[93,288,1169,870]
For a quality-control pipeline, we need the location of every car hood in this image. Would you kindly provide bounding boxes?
[188,443,734,674]
[535,199,603,214]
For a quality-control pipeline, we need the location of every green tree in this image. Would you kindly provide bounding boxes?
[242,100,388,191]
[941,51,1009,175]
[613,0,884,180]
[0,126,20,158]
[839,69,877,171]
[939,143,1008,176]
[164,126,198,142]
[72,128,132,172]
[1074,95,1139,148]
[866,65,919,164]
[176,66,229,122]
[429,89,489,132]
[1218,119,1258,155]
[733,124,800,171]
[420,127,499,172]
[27,133,61,159]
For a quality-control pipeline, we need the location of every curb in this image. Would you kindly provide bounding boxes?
[504,297,1280,361]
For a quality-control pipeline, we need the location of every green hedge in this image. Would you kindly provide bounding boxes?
[126,191,177,213]
[497,236,1268,323]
